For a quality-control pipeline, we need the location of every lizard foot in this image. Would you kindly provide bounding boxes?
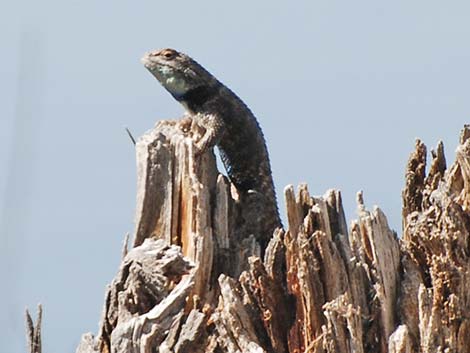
[179,116,193,133]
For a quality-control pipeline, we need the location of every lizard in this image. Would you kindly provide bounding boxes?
[141,48,281,251]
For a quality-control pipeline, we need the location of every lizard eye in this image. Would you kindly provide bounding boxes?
[161,49,177,60]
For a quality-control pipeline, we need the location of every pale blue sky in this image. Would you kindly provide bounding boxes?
[1,1,468,352]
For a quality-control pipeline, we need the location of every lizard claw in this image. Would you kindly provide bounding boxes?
[193,139,208,156]
[179,116,193,133]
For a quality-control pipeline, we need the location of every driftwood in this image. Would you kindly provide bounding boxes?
[72,121,470,353]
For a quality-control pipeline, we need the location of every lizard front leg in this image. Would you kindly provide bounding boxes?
[193,113,225,154]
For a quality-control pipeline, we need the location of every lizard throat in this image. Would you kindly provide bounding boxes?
[174,85,218,110]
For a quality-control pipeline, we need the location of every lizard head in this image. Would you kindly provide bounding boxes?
[141,48,215,100]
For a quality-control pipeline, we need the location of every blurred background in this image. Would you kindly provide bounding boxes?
[1,1,469,352]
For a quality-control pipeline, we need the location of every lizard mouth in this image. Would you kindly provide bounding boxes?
[141,54,191,96]
[141,52,158,70]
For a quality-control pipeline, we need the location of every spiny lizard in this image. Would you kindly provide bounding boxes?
[141,48,281,251]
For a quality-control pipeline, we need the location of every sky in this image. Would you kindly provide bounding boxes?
[1,1,469,352]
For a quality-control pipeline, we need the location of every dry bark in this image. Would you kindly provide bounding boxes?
[71,122,470,353]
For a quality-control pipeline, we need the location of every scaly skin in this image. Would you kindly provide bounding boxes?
[142,48,281,250]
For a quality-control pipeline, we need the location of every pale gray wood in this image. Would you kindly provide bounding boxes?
[76,333,99,353]
[389,325,413,353]
[174,310,206,353]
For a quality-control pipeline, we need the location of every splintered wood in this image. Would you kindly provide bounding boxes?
[400,128,470,353]
[75,123,470,353]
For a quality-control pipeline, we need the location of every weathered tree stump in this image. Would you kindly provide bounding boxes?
[74,122,470,353]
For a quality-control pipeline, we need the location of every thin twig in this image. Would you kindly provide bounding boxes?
[122,232,130,259]
[25,309,34,351]
[125,127,136,146]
